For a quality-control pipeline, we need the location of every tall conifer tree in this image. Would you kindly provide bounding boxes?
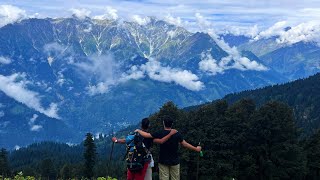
[84,133,96,179]
[0,148,10,177]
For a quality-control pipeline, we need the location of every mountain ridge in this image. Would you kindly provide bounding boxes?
[0,17,289,149]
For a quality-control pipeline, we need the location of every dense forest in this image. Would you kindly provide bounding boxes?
[1,100,320,179]
[1,73,320,179]
[223,73,320,136]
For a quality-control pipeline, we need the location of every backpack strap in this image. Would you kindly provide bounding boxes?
[142,142,150,155]
[123,138,134,160]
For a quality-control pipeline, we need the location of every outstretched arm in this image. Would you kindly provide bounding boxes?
[180,140,202,152]
[153,129,177,144]
[112,137,126,144]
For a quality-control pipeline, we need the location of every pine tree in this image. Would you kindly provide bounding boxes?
[225,99,256,179]
[84,133,96,179]
[40,158,56,179]
[304,130,320,180]
[250,101,306,180]
[60,163,72,179]
[157,101,181,129]
[0,148,10,177]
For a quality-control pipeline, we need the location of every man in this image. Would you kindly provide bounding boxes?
[112,118,177,180]
[135,116,201,180]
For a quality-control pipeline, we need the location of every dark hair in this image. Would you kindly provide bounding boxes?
[141,118,150,130]
[162,116,173,128]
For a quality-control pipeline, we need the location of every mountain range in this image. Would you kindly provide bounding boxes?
[0,16,319,149]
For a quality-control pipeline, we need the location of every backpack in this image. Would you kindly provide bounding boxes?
[125,132,150,172]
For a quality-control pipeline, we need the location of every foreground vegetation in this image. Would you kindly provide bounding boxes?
[1,99,320,179]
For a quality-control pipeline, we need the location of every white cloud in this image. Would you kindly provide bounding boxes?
[0,5,27,27]
[131,15,150,26]
[120,65,145,82]
[0,73,60,119]
[30,124,43,131]
[66,142,77,146]
[251,20,320,46]
[0,56,11,64]
[29,13,40,18]
[249,25,259,38]
[29,114,39,124]
[80,54,203,93]
[44,43,70,66]
[143,60,204,91]
[76,54,122,95]
[44,42,67,54]
[83,23,92,32]
[195,13,268,73]
[86,82,109,96]
[164,14,183,26]
[276,21,320,45]
[93,6,118,20]
[28,114,42,131]
[14,145,20,150]
[236,56,269,71]
[124,59,204,91]
[76,54,120,82]
[70,8,91,19]
[254,21,287,40]
[199,52,224,75]
[221,25,259,38]
[195,13,213,32]
[56,71,65,86]
[47,57,54,66]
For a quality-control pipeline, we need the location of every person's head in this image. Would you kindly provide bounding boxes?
[162,116,173,128]
[141,118,150,130]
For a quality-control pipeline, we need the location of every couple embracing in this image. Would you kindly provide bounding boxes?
[112,116,201,180]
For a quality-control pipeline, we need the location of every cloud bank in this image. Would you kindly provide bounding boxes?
[251,21,320,46]
[77,54,204,94]
[123,59,204,91]
[0,5,26,27]
[2,1,320,35]
[195,13,268,74]
[277,21,320,45]
[254,21,287,41]
[0,73,60,119]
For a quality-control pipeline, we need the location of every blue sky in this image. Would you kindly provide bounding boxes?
[2,0,320,30]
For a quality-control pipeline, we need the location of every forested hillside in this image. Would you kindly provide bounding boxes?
[3,99,320,179]
[223,73,320,136]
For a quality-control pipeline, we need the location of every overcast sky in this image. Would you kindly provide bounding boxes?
[1,0,320,31]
